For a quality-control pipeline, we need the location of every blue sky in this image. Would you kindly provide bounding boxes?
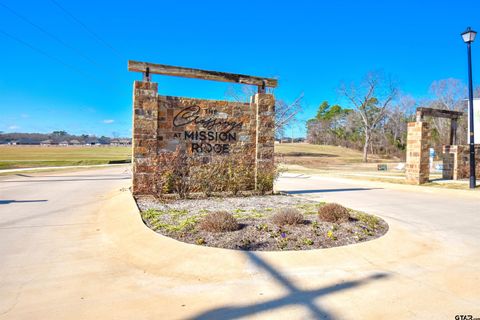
[1,0,479,137]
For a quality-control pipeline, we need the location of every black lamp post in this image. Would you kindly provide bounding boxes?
[461,26,477,189]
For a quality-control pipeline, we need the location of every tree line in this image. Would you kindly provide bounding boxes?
[306,72,475,162]
[0,131,130,145]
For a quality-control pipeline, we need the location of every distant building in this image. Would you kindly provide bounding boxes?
[69,139,81,145]
[85,140,99,146]
[40,139,53,146]
[110,138,132,146]
[14,138,40,145]
[59,140,69,146]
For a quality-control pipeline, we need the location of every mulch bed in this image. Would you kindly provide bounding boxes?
[136,194,388,251]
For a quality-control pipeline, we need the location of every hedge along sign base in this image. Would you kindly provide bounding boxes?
[128,61,277,196]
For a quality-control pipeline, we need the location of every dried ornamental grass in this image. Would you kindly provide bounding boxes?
[199,211,240,232]
[318,203,350,223]
[271,208,304,226]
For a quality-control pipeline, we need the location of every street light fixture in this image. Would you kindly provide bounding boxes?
[461,26,477,189]
[462,27,477,43]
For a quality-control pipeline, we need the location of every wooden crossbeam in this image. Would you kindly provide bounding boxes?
[416,107,464,120]
[128,60,278,88]
[416,107,464,145]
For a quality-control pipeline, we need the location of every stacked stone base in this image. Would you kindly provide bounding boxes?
[406,122,430,184]
[443,145,480,180]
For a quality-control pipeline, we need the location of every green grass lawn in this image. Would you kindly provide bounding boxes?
[0,146,132,169]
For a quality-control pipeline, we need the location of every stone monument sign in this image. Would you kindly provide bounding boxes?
[128,61,277,195]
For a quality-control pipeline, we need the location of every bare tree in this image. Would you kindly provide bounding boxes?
[429,78,466,111]
[340,72,398,162]
[274,95,303,138]
[428,79,467,145]
[388,94,416,143]
[226,85,303,138]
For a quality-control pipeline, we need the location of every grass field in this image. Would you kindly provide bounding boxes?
[0,143,385,171]
[275,143,399,171]
[275,142,411,180]
[0,146,131,170]
[273,143,473,189]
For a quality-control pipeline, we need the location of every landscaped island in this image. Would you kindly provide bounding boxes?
[136,195,388,251]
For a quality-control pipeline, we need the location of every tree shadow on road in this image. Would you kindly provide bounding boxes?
[0,200,48,205]
[189,251,390,320]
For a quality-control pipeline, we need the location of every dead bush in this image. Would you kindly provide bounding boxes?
[271,208,304,226]
[154,145,276,198]
[318,203,350,223]
[199,211,240,233]
[255,160,279,195]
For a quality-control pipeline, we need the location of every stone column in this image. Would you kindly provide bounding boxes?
[454,145,480,180]
[254,93,275,192]
[442,145,455,180]
[132,81,159,195]
[406,122,430,184]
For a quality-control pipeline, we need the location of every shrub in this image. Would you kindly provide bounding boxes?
[271,208,304,226]
[318,203,350,223]
[196,154,255,195]
[155,148,196,198]
[256,161,280,195]
[199,211,239,232]
[154,145,278,198]
[192,158,221,197]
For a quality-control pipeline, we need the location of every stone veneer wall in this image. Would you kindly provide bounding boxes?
[406,121,430,184]
[254,93,275,189]
[443,145,480,180]
[131,80,275,195]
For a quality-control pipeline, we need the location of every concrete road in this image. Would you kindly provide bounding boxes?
[0,167,131,319]
[0,168,479,319]
[278,174,480,247]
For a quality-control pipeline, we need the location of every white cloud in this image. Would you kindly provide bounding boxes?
[8,125,19,130]
[20,113,29,118]
[102,119,115,124]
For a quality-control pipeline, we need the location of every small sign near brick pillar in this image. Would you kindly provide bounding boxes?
[406,121,430,184]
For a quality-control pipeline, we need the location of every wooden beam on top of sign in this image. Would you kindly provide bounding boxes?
[128,60,278,88]
[416,107,464,120]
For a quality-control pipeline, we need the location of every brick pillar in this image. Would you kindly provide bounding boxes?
[442,145,455,179]
[254,93,275,191]
[454,145,480,180]
[406,122,430,184]
[132,81,159,195]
